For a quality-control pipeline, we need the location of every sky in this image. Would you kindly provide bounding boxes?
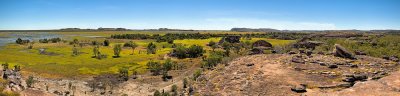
[0,0,399,30]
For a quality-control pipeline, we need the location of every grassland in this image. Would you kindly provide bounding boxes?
[0,32,295,79]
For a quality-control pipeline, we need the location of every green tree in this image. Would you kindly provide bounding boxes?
[103,40,110,46]
[2,63,9,71]
[211,44,218,52]
[93,46,99,58]
[222,42,231,56]
[171,84,178,96]
[167,38,174,44]
[113,44,122,57]
[163,58,173,71]
[147,61,162,75]
[162,59,174,81]
[187,45,205,58]
[208,40,216,46]
[124,41,138,55]
[73,39,79,45]
[174,45,187,59]
[202,51,224,69]
[16,38,22,44]
[14,65,20,72]
[147,42,157,54]
[72,45,79,56]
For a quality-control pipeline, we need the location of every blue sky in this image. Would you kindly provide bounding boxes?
[0,0,399,30]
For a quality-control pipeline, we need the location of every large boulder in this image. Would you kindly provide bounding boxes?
[333,44,356,59]
[252,40,272,49]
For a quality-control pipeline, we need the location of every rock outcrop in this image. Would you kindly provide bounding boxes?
[1,64,24,91]
[333,44,356,59]
[252,40,272,49]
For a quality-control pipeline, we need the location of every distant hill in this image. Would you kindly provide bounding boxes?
[231,28,280,32]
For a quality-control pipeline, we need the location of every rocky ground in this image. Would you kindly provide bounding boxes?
[193,53,400,96]
[4,47,400,96]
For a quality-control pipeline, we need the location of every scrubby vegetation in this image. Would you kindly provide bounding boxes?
[111,32,309,41]
[170,45,205,59]
[15,38,30,45]
[314,35,400,58]
[39,38,62,43]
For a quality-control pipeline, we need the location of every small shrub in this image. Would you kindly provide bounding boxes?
[183,78,188,88]
[153,90,161,96]
[1,63,9,71]
[193,69,202,80]
[72,46,79,56]
[26,76,35,88]
[119,67,129,81]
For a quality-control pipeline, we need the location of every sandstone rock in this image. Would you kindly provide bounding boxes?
[291,84,307,93]
[252,40,273,49]
[288,51,296,55]
[383,55,390,60]
[299,49,305,54]
[371,75,384,80]
[350,64,358,68]
[337,82,354,88]
[318,62,327,66]
[306,50,312,56]
[328,64,338,69]
[342,77,356,82]
[342,73,354,77]
[292,56,305,64]
[354,74,368,81]
[333,44,356,59]
[389,56,399,62]
[246,63,254,67]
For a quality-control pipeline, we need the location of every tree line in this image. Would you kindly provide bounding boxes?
[110,32,310,41]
